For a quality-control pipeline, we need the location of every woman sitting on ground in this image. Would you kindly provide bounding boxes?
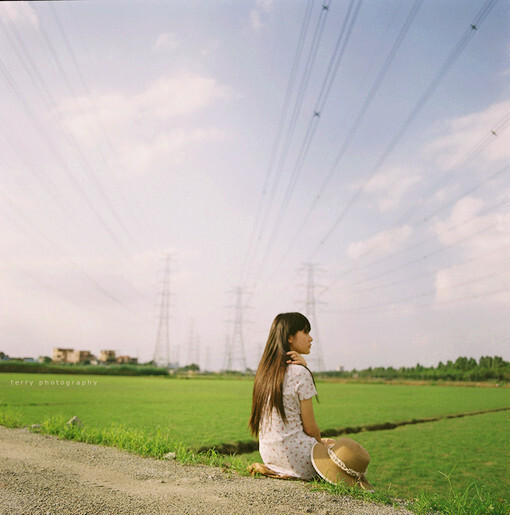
[248,312,333,479]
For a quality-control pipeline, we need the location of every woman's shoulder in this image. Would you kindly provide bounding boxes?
[286,364,312,379]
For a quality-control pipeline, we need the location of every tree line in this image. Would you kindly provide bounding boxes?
[322,356,509,382]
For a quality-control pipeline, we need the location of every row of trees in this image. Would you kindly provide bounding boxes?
[324,356,509,382]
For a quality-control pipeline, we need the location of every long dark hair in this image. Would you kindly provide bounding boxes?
[248,312,313,437]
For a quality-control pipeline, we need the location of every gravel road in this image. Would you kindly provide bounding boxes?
[0,426,412,514]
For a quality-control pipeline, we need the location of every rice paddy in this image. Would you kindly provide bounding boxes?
[1,372,509,506]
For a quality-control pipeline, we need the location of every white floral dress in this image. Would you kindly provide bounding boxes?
[259,364,318,479]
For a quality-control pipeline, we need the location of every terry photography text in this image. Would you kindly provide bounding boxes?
[10,379,98,387]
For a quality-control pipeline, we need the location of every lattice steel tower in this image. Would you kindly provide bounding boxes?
[153,254,171,368]
[303,263,325,372]
[223,287,248,371]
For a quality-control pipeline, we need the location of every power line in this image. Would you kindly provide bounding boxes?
[336,265,510,314]
[0,55,130,252]
[0,187,146,319]
[250,0,362,290]
[36,16,142,251]
[0,8,143,253]
[345,213,506,290]
[335,196,510,291]
[349,240,510,296]
[328,151,510,287]
[263,158,508,318]
[241,0,332,288]
[253,0,331,241]
[11,266,145,325]
[387,111,510,232]
[238,0,315,286]
[0,120,150,301]
[264,0,361,246]
[260,0,423,287]
[47,2,146,232]
[309,0,498,260]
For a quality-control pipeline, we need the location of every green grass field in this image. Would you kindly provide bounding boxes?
[244,410,509,504]
[2,373,509,446]
[354,410,509,500]
[1,372,509,507]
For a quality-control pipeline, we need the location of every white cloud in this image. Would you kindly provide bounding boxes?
[61,72,228,128]
[250,10,263,31]
[250,0,274,31]
[257,0,274,11]
[433,196,486,246]
[363,167,421,212]
[152,32,179,52]
[347,225,413,259]
[433,194,510,305]
[58,72,230,174]
[114,127,226,173]
[0,3,39,28]
[425,99,510,170]
[139,74,228,118]
[201,40,220,58]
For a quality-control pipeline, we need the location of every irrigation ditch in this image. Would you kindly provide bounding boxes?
[196,406,510,455]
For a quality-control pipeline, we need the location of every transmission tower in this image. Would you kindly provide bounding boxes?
[301,263,325,372]
[194,335,201,369]
[185,318,197,366]
[153,254,172,368]
[223,287,248,372]
[204,346,210,372]
[223,334,231,371]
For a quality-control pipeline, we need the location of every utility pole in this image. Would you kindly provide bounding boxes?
[223,287,248,372]
[301,263,325,372]
[153,254,172,368]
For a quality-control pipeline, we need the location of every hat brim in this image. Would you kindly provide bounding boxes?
[311,443,374,491]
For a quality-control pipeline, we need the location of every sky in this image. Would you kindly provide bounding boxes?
[0,0,509,372]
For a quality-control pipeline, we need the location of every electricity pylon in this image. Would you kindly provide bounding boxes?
[301,263,325,372]
[223,287,248,372]
[153,254,172,368]
[185,318,197,366]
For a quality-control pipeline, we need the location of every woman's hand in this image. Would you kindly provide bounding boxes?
[321,438,336,448]
[286,351,307,367]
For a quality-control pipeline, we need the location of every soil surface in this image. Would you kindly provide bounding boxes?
[0,426,412,514]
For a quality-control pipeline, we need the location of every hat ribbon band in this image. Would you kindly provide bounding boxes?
[327,448,367,483]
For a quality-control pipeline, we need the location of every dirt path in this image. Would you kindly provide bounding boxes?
[0,426,412,515]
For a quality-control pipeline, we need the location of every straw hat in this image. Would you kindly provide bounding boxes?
[311,437,374,491]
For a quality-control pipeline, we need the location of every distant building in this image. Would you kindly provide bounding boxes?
[67,350,95,364]
[116,355,138,365]
[51,348,131,365]
[99,350,116,363]
[0,351,8,360]
[52,348,74,363]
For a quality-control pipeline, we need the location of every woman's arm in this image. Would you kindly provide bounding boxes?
[299,397,321,443]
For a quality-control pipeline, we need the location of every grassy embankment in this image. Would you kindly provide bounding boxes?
[1,373,508,514]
